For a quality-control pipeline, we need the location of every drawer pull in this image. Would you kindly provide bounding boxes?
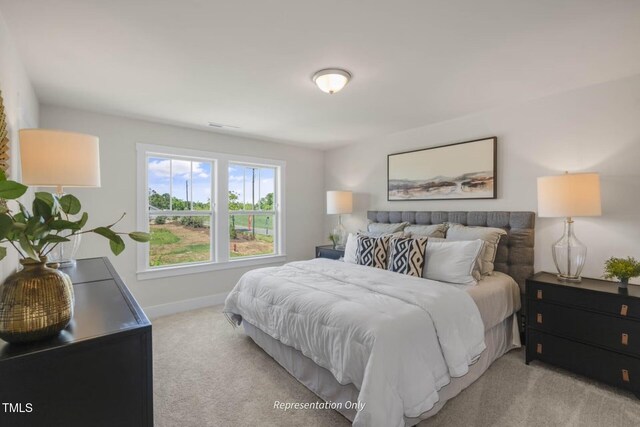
[536,313,543,324]
[536,290,543,300]
[621,305,629,316]
[622,333,629,346]
[622,369,630,382]
[536,343,542,354]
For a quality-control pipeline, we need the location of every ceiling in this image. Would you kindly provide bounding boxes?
[1,0,640,149]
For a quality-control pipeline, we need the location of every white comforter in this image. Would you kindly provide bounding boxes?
[224,258,486,427]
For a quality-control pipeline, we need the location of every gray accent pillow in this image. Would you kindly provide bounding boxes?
[404,224,447,238]
[367,221,409,235]
[445,224,506,275]
[423,239,484,285]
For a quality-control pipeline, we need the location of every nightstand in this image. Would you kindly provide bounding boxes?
[526,272,640,396]
[315,245,345,260]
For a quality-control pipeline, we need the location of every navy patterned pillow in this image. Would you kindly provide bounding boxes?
[387,236,428,277]
[356,235,391,269]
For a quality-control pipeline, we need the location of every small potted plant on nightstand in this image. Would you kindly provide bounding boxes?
[604,256,640,289]
[328,233,339,249]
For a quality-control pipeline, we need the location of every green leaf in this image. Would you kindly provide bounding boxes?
[0,246,6,261]
[17,203,30,220]
[0,169,6,182]
[109,235,125,256]
[0,180,28,200]
[76,212,89,229]
[25,217,48,240]
[93,226,118,241]
[49,219,81,231]
[35,192,55,206]
[128,231,150,242]
[33,198,52,221]
[39,234,70,244]
[35,192,60,216]
[0,214,12,240]
[18,235,39,261]
[59,194,81,215]
[13,213,25,224]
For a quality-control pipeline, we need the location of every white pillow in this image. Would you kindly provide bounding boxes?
[344,233,358,264]
[404,224,447,238]
[445,224,506,275]
[423,239,484,285]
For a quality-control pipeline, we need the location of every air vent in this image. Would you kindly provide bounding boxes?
[208,122,239,129]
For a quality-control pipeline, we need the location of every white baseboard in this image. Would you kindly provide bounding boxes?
[143,292,228,319]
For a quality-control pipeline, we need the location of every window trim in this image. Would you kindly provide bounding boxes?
[136,143,286,280]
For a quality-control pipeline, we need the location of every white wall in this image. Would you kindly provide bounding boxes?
[325,74,640,283]
[40,105,324,315]
[0,10,39,280]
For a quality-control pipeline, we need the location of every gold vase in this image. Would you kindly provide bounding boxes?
[0,257,74,343]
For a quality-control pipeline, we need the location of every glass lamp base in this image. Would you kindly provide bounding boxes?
[332,220,347,250]
[47,234,82,269]
[552,218,587,283]
[556,273,582,283]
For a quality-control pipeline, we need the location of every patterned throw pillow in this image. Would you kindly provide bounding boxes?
[387,236,429,277]
[356,235,391,269]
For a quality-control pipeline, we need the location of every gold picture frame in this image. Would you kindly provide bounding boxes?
[0,89,9,174]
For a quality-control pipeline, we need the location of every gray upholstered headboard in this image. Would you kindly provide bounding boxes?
[367,211,535,292]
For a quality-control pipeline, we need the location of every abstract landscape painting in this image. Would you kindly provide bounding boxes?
[388,137,497,200]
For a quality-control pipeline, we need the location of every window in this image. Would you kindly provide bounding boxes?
[147,157,213,268]
[137,144,285,279]
[228,164,276,258]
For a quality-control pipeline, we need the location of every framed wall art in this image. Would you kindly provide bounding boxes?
[387,137,497,201]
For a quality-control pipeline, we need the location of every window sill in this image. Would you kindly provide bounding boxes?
[137,254,287,281]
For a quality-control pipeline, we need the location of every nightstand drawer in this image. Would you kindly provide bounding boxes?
[316,246,344,260]
[528,330,640,393]
[528,282,640,320]
[528,300,640,356]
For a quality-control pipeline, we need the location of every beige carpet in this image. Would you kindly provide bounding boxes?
[153,307,640,427]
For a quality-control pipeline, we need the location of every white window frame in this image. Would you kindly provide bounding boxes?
[136,143,286,280]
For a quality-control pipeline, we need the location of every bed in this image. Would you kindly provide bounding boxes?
[224,211,535,426]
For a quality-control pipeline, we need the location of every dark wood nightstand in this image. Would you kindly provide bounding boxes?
[526,272,640,396]
[315,245,345,260]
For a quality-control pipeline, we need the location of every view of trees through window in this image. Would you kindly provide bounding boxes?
[228,164,276,258]
[146,157,278,267]
[147,157,212,267]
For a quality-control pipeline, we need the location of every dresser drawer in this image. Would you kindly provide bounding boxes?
[528,300,640,356]
[527,282,640,320]
[527,330,640,393]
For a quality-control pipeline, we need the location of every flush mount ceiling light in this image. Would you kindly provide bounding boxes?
[312,68,352,94]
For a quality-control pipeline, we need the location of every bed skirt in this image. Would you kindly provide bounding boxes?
[242,313,521,426]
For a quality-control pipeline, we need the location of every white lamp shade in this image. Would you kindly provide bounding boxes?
[326,191,353,214]
[537,173,601,218]
[19,129,101,188]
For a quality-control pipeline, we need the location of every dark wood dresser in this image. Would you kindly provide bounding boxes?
[0,257,153,427]
[526,272,640,396]
[315,245,345,260]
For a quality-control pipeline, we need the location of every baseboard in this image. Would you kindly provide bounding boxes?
[143,292,228,319]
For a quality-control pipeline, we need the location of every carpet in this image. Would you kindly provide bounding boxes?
[153,307,640,426]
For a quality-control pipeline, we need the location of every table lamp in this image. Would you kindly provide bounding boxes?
[20,129,101,266]
[326,190,352,249]
[537,172,601,282]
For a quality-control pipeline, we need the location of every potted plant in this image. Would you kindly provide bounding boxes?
[603,256,640,289]
[328,233,339,249]
[0,171,150,343]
